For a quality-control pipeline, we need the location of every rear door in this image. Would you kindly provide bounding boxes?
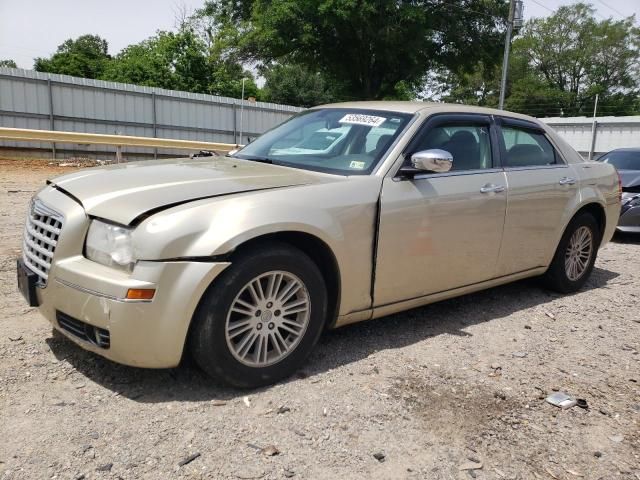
[495,117,580,276]
[374,114,507,306]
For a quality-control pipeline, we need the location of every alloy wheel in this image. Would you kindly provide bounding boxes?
[564,226,593,281]
[225,271,311,367]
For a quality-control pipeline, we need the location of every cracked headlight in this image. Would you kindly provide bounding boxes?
[85,219,136,271]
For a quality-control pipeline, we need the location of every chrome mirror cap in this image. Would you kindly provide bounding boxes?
[411,149,453,173]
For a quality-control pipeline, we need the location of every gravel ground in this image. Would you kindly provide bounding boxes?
[0,158,639,480]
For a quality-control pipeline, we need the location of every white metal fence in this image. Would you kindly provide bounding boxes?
[0,68,302,160]
[542,116,640,159]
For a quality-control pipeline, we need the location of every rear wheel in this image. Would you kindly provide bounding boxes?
[189,243,327,388]
[542,212,600,293]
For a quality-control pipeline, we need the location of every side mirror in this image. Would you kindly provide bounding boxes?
[411,149,453,173]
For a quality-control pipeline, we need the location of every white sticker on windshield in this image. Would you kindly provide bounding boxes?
[339,114,386,127]
[349,160,366,169]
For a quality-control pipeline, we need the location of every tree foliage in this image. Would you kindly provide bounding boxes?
[23,2,640,114]
[32,29,259,99]
[260,63,340,107]
[102,30,211,92]
[0,59,18,68]
[34,35,111,79]
[202,0,508,100]
[508,3,640,117]
[441,3,640,117]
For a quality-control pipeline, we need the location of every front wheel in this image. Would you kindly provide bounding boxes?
[189,243,327,388]
[542,212,601,293]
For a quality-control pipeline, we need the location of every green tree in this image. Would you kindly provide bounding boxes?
[34,35,111,78]
[431,61,503,107]
[508,3,640,116]
[260,63,340,106]
[201,0,509,100]
[208,60,259,98]
[0,59,18,68]
[102,30,209,92]
[102,28,258,97]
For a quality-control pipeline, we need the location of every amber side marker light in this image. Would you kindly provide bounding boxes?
[126,289,156,300]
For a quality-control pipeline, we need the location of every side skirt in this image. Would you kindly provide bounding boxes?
[333,266,547,328]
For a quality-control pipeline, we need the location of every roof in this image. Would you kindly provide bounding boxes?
[315,101,541,123]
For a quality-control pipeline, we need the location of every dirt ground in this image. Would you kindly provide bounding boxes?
[0,158,638,480]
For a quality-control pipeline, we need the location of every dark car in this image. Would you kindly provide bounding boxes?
[599,148,640,233]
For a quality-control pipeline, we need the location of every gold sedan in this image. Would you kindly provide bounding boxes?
[17,102,621,387]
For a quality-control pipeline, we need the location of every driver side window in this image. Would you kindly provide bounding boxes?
[411,124,493,171]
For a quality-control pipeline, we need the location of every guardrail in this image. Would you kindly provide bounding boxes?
[0,127,238,161]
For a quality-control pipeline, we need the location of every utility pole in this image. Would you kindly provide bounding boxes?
[238,77,247,146]
[499,0,524,110]
[588,93,599,161]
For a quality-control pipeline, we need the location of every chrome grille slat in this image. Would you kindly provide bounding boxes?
[24,236,54,258]
[23,248,51,271]
[26,223,58,247]
[22,199,63,285]
[21,254,49,281]
[30,217,62,235]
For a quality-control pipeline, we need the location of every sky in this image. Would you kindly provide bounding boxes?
[0,0,639,69]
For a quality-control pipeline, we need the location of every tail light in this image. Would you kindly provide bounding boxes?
[617,170,622,202]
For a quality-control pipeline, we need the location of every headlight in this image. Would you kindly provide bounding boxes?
[626,195,640,208]
[85,219,136,270]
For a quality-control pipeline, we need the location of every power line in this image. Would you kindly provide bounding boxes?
[594,0,632,20]
[528,0,554,14]
[528,0,612,22]
[594,0,640,27]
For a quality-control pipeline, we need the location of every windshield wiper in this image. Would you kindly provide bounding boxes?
[235,154,274,164]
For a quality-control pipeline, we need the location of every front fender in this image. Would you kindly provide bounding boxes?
[131,178,382,315]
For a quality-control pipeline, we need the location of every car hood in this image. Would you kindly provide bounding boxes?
[49,157,332,225]
[618,169,640,188]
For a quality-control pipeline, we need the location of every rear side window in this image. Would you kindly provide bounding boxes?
[500,127,556,167]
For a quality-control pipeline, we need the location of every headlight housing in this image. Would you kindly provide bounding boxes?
[85,219,136,271]
[625,195,640,208]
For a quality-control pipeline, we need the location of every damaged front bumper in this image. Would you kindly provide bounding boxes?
[19,186,230,368]
[617,193,640,233]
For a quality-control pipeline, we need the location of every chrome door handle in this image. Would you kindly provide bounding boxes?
[480,184,505,194]
[559,177,577,185]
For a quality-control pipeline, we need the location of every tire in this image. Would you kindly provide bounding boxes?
[542,212,601,293]
[189,242,327,388]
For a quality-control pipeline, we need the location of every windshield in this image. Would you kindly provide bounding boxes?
[598,150,640,170]
[233,108,413,175]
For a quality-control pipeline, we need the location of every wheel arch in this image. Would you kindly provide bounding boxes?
[544,200,607,270]
[190,230,342,333]
[228,231,342,328]
[572,202,606,240]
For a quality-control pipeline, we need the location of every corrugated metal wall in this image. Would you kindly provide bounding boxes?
[542,116,640,158]
[0,68,303,159]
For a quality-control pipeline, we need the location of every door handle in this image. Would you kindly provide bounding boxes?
[559,177,577,185]
[480,184,505,194]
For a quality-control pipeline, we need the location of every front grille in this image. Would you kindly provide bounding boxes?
[22,199,64,285]
[57,311,110,349]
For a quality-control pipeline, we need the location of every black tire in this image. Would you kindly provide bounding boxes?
[542,212,601,293]
[189,242,327,388]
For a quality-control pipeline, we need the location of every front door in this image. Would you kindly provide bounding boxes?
[374,114,507,307]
